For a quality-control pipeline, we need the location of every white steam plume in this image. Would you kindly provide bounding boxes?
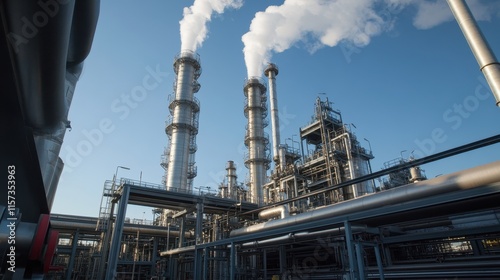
[180,0,243,52]
[386,0,500,30]
[242,0,386,77]
[242,0,500,78]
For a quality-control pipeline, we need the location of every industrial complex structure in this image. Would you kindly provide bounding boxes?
[2,0,500,279]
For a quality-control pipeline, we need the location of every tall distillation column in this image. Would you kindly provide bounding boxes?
[162,51,201,192]
[244,78,270,205]
[226,160,237,200]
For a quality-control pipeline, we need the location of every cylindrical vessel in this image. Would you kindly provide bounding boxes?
[164,51,201,192]
[244,78,269,205]
[226,161,237,199]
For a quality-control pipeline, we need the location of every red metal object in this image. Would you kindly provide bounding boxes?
[28,214,50,260]
[43,230,59,274]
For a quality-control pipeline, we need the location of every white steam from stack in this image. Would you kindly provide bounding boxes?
[180,0,243,52]
[163,0,243,193]
[241,0,500,78]
[242,0,386,78]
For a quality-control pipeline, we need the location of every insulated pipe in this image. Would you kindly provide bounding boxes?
[258,205,289,220]
[239,225,367,249]
[447,0,500,106]
[4,0,75,132]
[265,63,280,164]
[67,0,100,65]
[159,245,196,256]
[49,220,192,238]
[230,161,500,237]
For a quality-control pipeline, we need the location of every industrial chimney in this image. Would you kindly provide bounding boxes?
[226,160,237,200]
[243,77,270,205]
[162,51,201,193]
[264,63,281,168]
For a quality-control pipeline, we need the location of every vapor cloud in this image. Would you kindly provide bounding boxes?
[242,0,388,77]
[387,0,500,30]
[242,0,500,78]
[180,0,243,52]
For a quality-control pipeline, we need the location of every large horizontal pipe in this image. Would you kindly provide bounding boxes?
[246,134,500,215]
[239,225,367,249]
[231,161,500,237]
[50,220,192,238]
[380,259,500,271]
[258,205,289,220]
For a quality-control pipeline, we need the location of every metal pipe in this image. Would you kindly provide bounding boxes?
[50,220,192,238]
[239,226,367,249]
[330,132,358,198]
[447,0,500,106]
[265,63,281,164]
[244,134,500,215]
[159,245,196,256]
[230,160,500,237]
[258,205,289,220]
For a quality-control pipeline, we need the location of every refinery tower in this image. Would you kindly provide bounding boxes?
[162,51,202,193]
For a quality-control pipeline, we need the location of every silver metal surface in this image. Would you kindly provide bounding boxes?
[50,220,192,237]
[258,205,289,220]
[244,78,269,205]
[159,245,196,256]
[240,226,367,249]
[265,63,281,164]
[35,63,83,210]
[165,52,201,192]
[231,160,500,237]
[226,161,237,199]
[410,166,425,183]
[447,0,500,106]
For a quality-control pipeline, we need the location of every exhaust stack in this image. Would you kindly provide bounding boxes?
[264,63,281,166]
[243,77,270,205]
[447,0,500,106]
[226,161,237,200]
[163,51,201,193]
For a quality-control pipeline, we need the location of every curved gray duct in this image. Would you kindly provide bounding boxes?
[3,0,100,133]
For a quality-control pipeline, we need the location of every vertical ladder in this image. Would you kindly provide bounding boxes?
[96,180,114,231]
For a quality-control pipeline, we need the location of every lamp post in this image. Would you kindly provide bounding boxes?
[363,138,372,154]
[113,165,130,187]
[400,150,407,161]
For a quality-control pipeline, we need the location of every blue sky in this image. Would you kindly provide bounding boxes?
[53,0,500,220]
